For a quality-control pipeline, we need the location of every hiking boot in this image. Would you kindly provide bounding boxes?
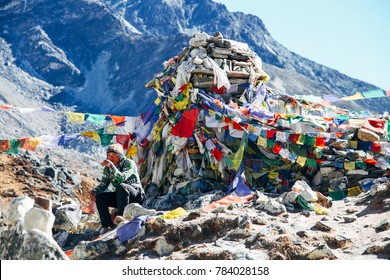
[114,215,126,225]
[99,226,115,235]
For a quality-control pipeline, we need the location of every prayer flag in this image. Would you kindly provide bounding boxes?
[296,156,307,167]
[109,115,126,125]
[86,114,106,126]
[257,136,267,148]
[341,92,364,101]
[171,108,199,138]
[315,137,326,148]
[344,162,355,170]
[67,112,85,124]
[0,140,10,151]
[361,89,386,99]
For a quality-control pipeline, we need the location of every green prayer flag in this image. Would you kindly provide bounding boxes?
[388,121,390,139]
[7,139,20,154]
[306,158,317,168]
[361,89,386,99]
[267,139,275,148]
[86,114,106,126]
[304,136,316,146]
[228,134,247,171]
[356,161,366,169]
[296,195,314,211]
[99,134,114,147]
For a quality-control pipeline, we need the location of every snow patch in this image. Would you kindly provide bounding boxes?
[73,51,115,112]
[162,0,183,8]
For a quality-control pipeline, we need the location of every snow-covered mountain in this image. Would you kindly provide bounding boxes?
[0,0,387,120]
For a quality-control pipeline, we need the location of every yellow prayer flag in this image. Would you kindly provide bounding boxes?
[154,97,161,105]
[247,124,256,133]
[67,112,85,124]
[106,125,116,134]
[159,207,188,219]
[82,131,100,143]
[348,140,358,149]
[347,186,363,197]
[257,136,267,148]
[296,156,307,167]
[341,92,364,101]
[27,137,42,151]
[126,146,137,158]
[344,161,355,170]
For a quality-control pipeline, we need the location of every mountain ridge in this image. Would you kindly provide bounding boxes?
[0,0,388,118]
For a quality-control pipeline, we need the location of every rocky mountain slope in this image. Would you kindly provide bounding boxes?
[1,0,388,119]
[1,152,389,260]
[1,0,389,262]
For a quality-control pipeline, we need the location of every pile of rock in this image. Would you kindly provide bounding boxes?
[140,31,389,211]
[1,180,389,260]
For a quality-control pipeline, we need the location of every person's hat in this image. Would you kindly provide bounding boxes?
[106,143,124,155]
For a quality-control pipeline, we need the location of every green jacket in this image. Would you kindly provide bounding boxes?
[93,157,144,196]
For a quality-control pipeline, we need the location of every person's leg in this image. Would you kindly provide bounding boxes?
[135,188,146,205]
[95,192,117,228]
[116,184,130,216]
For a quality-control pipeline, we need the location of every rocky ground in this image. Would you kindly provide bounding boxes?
[0,151,389,260]
[0,151,100,225]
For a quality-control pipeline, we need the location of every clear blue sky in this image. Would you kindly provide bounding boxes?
[215,0,390,90]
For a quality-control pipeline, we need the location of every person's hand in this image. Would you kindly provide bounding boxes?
[101,159,113,167]
[89,189,96,201]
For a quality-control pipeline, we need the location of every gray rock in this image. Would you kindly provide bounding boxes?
[123,203,157,221]
[70,173,83,185]
[44,166,57,179]
[22,229,68,260]
[53,231,69,247]
[363,243,390,256]
[325,234,351,248]
[375,220,389,233]
[24,206,55,237]
[54,207,82,231]
[251,216,267,225]
[343,215,357,223]
[296,231,308,238]
[307,244,337,260]
[154,237,174,256]
[57,170,67,182]
[211,205,227,213]
[71,240,110,260]
[315,221,334,232]
[60,183,74,196]
[8,196,34,228]
[0,224,67,260]
[184,193,215,210]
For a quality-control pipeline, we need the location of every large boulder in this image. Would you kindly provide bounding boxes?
[53,199,82,231]
[0,224,67,260]
[8,196,34,228]
[123,203,157,221]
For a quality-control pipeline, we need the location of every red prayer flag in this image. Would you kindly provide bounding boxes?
[364,158,377,165]
[371,142,381,153]
[171,108,199,138]
[211,86,225,94]
[0,105,16,110]
[266,130,276,139]
[212,148,223,161]
[288,134,300,143]
[0,140,10,151]
[362,118,386,134]
[116,135,131,150]
[272,144,282,154]
[315,137,326,148]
